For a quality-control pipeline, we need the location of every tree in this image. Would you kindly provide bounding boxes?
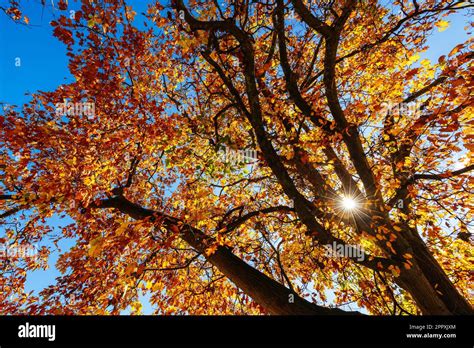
[1,0,472,315]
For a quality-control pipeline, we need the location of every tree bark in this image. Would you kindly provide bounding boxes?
[400,230,473,314]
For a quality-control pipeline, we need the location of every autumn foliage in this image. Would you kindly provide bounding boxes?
[1,0,473,315]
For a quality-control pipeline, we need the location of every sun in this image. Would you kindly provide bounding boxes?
[341,196,357,211]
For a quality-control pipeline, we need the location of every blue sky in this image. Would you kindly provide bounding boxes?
[0,1,471,314]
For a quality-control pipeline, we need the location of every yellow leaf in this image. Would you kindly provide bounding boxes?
[435,20,449,32]
[205,244,218,256]
[407,53,420,65]
[130,301,142,314]
[420,59,431,68]
[88,236,104,257]
[116,221,130,235]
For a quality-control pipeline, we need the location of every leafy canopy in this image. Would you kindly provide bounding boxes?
[1,0,473,315]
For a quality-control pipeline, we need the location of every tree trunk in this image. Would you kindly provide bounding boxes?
[399,230,473,315]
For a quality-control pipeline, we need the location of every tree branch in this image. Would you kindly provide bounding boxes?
[90,195,358,315]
